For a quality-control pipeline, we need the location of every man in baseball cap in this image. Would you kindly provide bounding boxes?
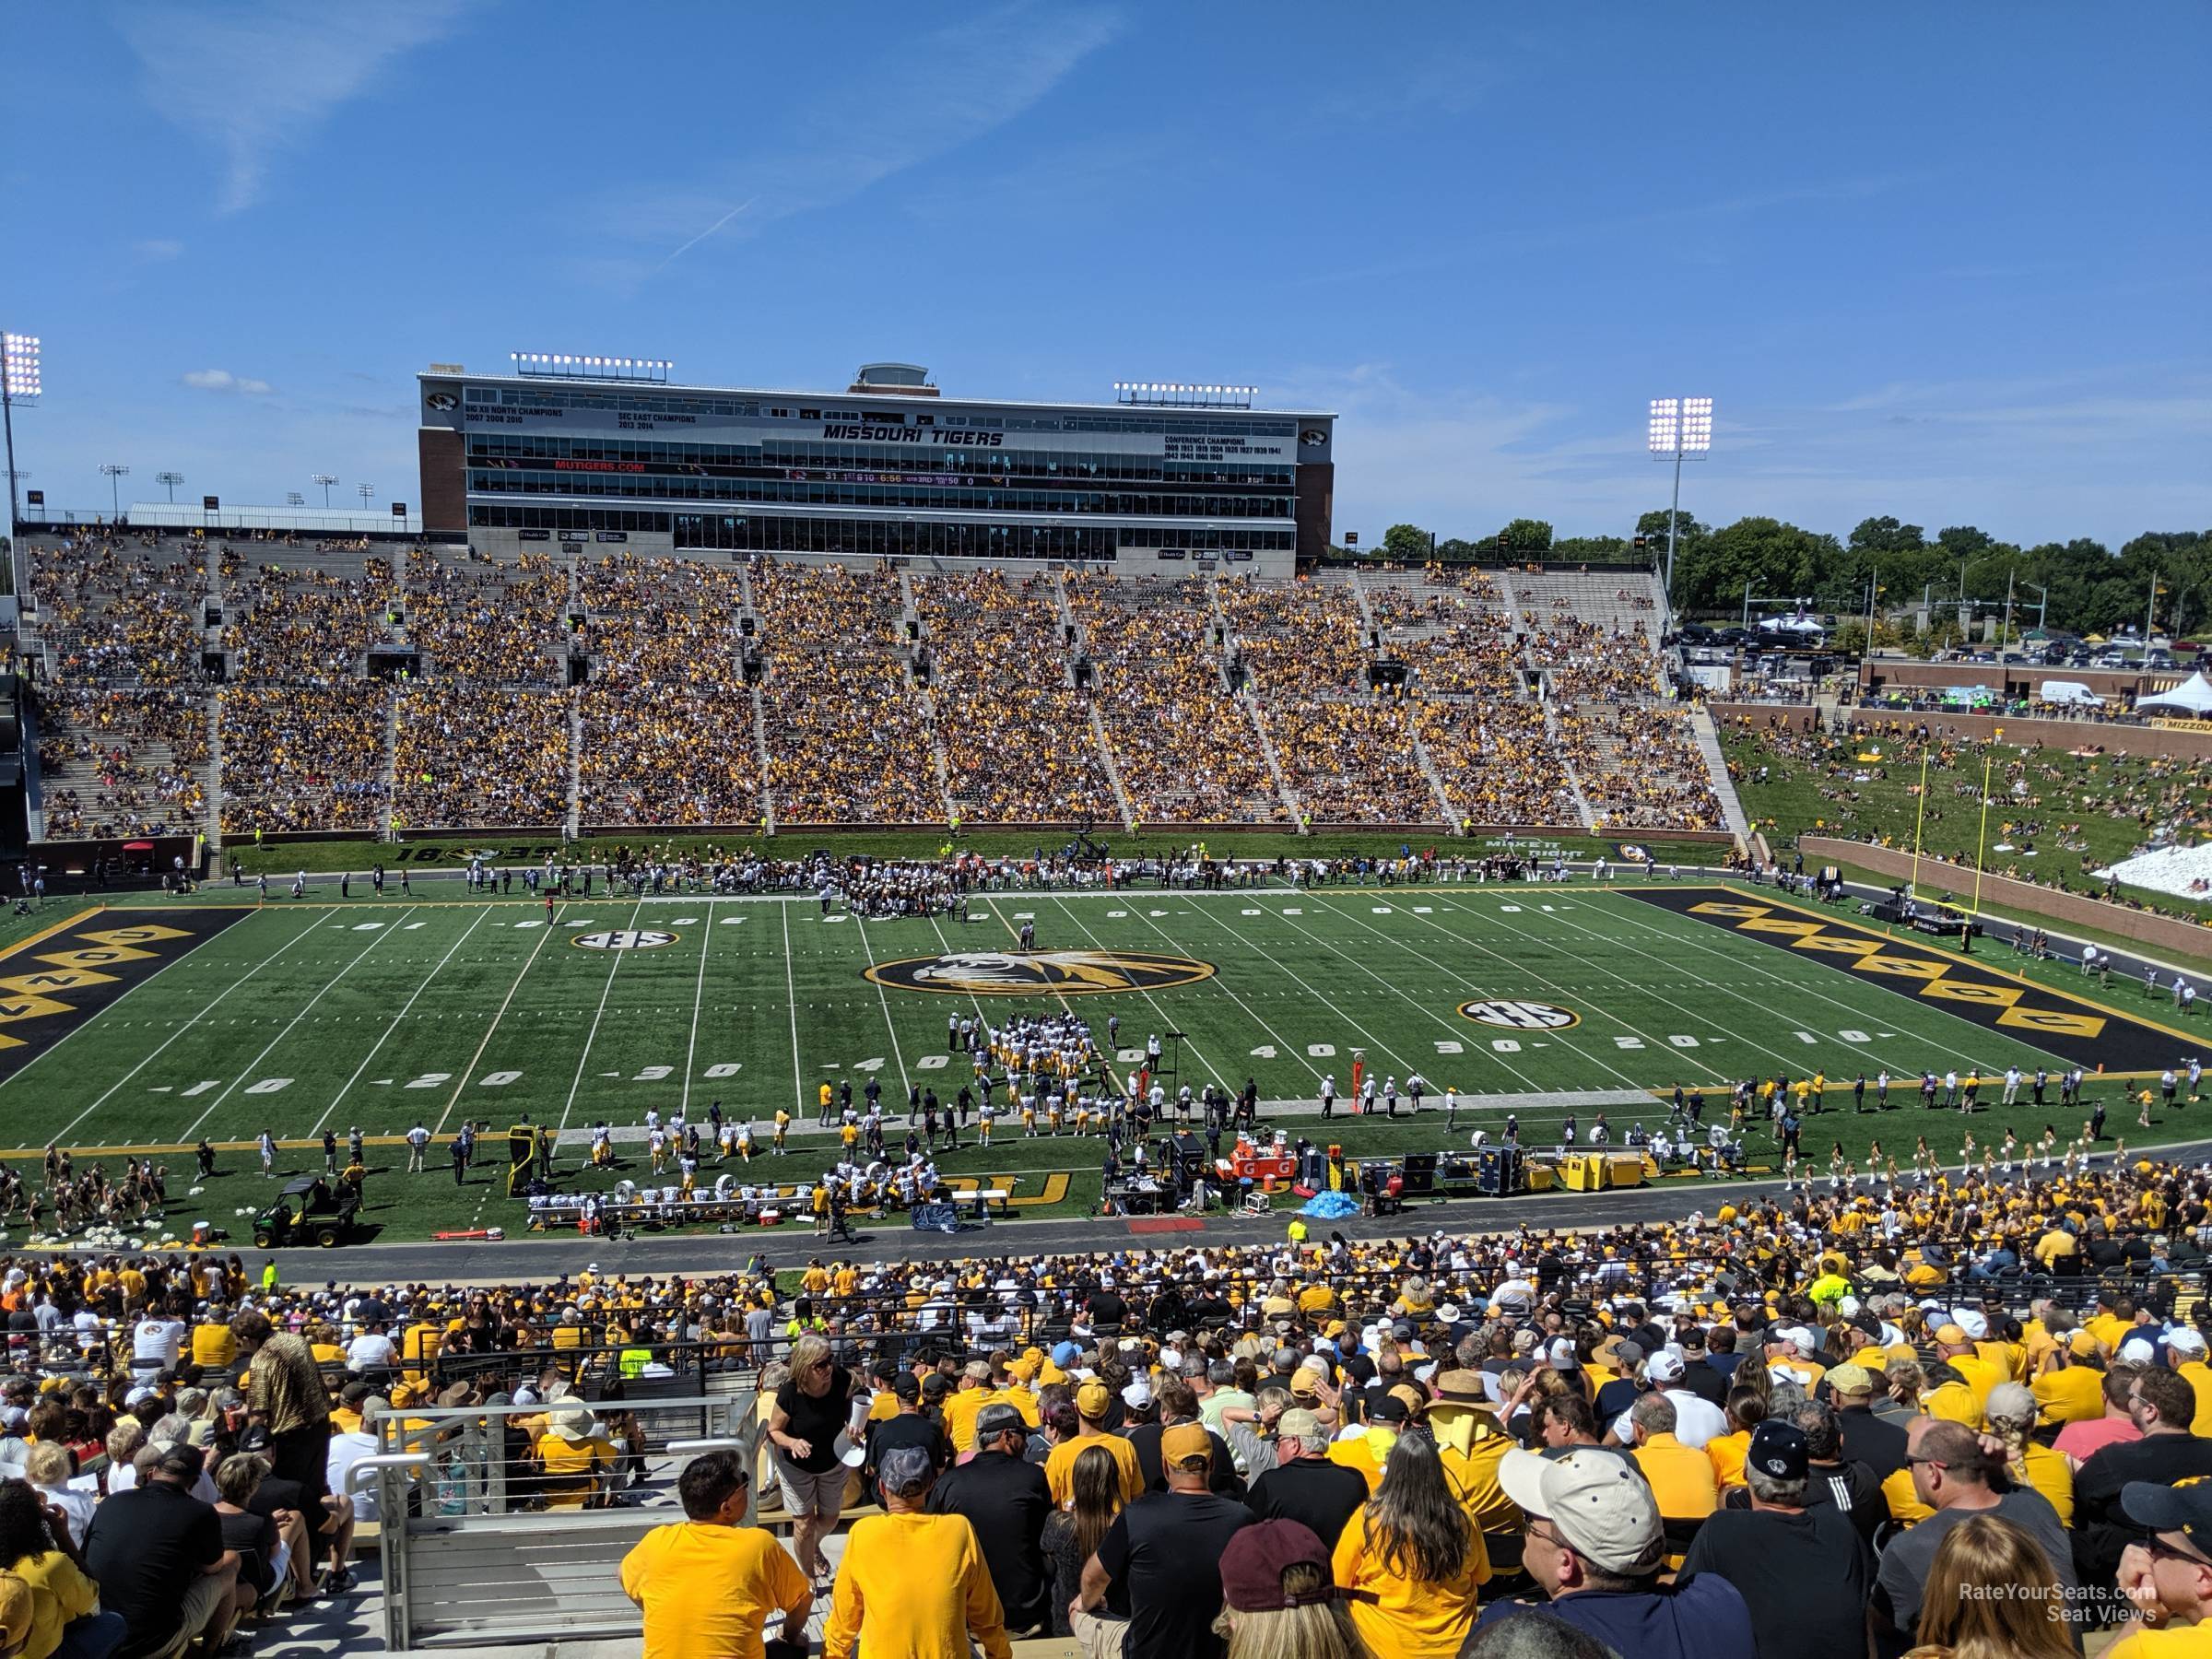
[1071,1420,1251,1659]
[1480,1448,1755,1659]
[1045,1380,1143,1506]
[1677,1421,1870,1659]
[2112,1480,2212,1650]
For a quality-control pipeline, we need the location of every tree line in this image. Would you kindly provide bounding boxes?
[1342,516,2212,638]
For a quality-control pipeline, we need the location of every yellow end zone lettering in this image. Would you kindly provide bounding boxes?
[1919,980,2023,1008]
[0,993,76,1024]
[1688,903,1770,919]
[1789,935,1883,959]
[34,946,157,970]
[1854,954,1951,982]
[76,926,194,947]
[1996,1006,2107,1039]
[1737,918,1826,938]
[0,969,118,994]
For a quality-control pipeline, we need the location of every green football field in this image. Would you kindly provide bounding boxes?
[0,875,2204,1243]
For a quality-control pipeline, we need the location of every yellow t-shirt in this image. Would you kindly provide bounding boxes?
[2181,1361,2212,1437]
[1332,1510,1489,1659]
[191,1324,235,1370]
[2031,1365,2106,1427]
[1881,1465,1934,1524]
[942,1387,989,1454]
[1632,1435,1718,1520]
[619,1520,813,1659]
[821,1512,1009,1659]
[1441,1440,1518,1534]
[536,1432,618,1507]
[1706,1430,1750,1490]
[2104,1626,2212,1659]
[1044,1430,1142,1506]
[9,1547,100,1659]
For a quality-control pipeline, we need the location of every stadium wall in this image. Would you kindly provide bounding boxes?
[1798,835,2212,964]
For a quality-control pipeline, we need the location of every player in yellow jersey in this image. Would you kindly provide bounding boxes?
[773,1109,790,1153]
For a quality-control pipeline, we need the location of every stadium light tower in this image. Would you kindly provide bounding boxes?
[1647,396,1712,610]
[285,491,305,508]
[357,482,375,512]
[312,473,338,508]
[2,331,39,554]
[100,462,129,522]
[155,469,185,503]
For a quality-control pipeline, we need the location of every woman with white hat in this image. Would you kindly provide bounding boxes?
[535,1406,617,1510]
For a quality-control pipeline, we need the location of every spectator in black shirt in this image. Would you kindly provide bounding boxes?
[1825,1364,1908,1482]
[1244,1408,1368,1547]
[1685,1420,1872,1659]
[866,1374,950,1504]
[929,1404,1053,1636]
[2075,1365,2212,1594]
[83,1443,248,1659]
[1674,1329,1731,1409]
[1077,1423,1251,1659]
[1129,1379,1242,1497]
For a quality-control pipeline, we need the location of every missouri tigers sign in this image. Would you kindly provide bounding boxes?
[864,949,1216,996]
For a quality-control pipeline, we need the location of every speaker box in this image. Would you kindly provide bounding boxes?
[1401,1153,1437,1196]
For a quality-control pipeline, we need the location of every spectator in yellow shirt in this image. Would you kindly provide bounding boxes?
[823,1444,1010,1659]
[2032,1333,2111,1427]
[620,1448,811,1659]
[536,1406,619,1510]
[1331,1432,1488,1659]
[1044,1382,1142,1506]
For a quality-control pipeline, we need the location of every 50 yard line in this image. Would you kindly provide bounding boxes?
[558,898,647,1135]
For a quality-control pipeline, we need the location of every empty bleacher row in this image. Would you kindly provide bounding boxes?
[17,531,1727,839]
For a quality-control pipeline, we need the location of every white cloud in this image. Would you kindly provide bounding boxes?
[117,1,477,213]
[133,239,185,261]
[182,370,275,395]
[609,4,1124,280]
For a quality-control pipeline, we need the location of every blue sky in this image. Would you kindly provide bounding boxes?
[4,2,2207,546]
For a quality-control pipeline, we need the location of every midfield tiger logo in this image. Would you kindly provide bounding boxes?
[864,950,1216,996]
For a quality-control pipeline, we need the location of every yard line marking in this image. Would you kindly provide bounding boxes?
[1441,894,1913,1078]
[848,910,912,1100]
[1588,896,1987,1071]
[43,910,333,1146]
[559,898,647,1135]
[1120,900,1327,1085]
[678,900,718,1119]
[779,902,806,1118]
[1036,896,1231,1090]
[319,906,493,1132]
[1174,898,1456,1086]
[435,903,565,1135]
[1295,896,1663,1089]
[182,905,423,1143]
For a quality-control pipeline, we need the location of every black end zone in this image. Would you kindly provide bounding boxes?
[1622,886,2190,1075]
[0,908,249,1084]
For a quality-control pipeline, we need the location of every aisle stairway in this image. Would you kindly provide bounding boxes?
[1688,704,1752,841]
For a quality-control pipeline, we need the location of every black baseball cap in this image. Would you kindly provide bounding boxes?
[1746,1420,1808,1481]
[2123,1479,2212,1555]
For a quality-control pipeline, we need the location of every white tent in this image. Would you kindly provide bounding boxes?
[2137,671,2212,714]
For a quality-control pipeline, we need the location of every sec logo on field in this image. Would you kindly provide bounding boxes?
[573,930,679,951]
[1459,999,1581,1030]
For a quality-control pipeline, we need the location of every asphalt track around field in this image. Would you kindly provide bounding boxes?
[170,1135,2212,1288]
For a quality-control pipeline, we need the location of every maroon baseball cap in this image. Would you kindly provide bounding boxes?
[1219,1520,1338,1613]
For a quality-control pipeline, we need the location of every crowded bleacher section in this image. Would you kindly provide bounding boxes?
[18,533,1734,839]
[1,1148,2209,1656]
